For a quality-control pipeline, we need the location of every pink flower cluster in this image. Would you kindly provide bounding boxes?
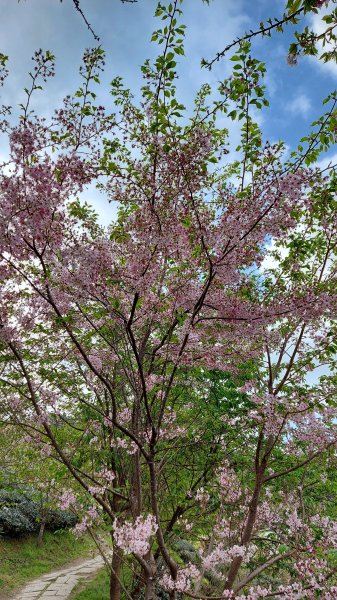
[218,460,242,502]
[160,564,199,593]
[58,491,76,510]
[73,505,101,536]
[113,514,158,556]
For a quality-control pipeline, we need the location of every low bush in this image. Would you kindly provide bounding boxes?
[0,489,76,536]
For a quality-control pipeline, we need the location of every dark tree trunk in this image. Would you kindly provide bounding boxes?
[224,431,273,592]
[144,577,156,600]
[37,515,46,547]
[110,546,123,600]
[37,503,47,547]
[144,551,157,600]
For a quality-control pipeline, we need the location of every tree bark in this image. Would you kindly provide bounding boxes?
[225,473,264,589]
[110,546,123,600]
[144,577,156,600]
[144,551,157,600]
[37,501,47,547]
[36,514,46,547]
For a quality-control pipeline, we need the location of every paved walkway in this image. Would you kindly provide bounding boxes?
[13,555,105,600]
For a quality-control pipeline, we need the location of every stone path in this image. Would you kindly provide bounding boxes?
[13,555,105,600]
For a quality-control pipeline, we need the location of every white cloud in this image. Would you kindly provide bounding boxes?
[264,71,278,97]
[260,238,289,273]
[309,7,337,78]
[315,151,337,172]
[286,93,312,118]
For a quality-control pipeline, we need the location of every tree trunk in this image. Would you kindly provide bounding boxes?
[225,457,268,590]
[110,546,123,600]
[37,515,46,547]
[36,493,48,547]
[144,551,157,600]
[144,576,156,600]
[224,473,264,590]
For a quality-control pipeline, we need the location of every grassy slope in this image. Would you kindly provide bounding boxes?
[0,530,95,598]
[71,562,137,600]
[70,568,110,599]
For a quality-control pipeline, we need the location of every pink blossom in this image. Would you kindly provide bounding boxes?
[88,354,102,372]
[114,514,158,556]
[160,564,199,593]
[73,505,101,536]
[58,491,76,510]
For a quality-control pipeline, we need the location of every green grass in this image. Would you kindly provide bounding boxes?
[71,561,135,600]
[70,568,110,599]
[0,530,96,598]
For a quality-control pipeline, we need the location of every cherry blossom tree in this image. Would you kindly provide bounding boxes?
[1,1,337,599]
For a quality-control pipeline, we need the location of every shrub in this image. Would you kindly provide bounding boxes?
[46,508,77,531]
[0,488,76,536]
[0,489,39,536]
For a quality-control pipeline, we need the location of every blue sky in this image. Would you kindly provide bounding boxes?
[0,0,336,224]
